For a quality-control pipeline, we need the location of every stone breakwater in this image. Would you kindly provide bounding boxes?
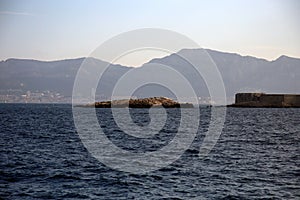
[229,93,300,108]
[82,97,194,108]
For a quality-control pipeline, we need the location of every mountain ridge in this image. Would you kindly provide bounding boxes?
[0,48,299,102]
[2,48,299,66]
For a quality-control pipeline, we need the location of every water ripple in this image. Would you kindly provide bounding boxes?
[0,104,299,199]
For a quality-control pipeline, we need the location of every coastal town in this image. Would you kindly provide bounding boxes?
[0,89,70,103]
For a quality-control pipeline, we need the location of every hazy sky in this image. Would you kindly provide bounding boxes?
[0,0,299,66]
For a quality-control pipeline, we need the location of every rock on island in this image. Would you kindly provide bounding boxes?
[83,97,193,108]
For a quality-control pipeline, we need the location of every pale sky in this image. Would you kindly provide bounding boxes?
[0,0,299,66]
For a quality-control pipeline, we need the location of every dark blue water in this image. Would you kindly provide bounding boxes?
[0,104,299,199]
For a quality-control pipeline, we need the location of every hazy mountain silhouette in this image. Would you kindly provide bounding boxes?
[0,57,130,97]
[0,49,299,100]
[147,49,299,98]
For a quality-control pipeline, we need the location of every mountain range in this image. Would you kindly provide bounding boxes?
[0,49,299,102]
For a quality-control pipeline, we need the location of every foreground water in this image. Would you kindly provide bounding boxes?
[0,104,299,199]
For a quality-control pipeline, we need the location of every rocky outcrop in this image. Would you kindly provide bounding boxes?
[84,97,193,108]
[228,93,300,108]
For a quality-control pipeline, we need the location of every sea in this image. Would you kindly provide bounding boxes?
[0,104,299,199]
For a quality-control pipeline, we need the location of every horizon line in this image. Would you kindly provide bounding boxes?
[1,48,299,66]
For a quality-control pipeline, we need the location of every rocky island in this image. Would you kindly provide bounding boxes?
[228,93,300,108]
[82,97,193,108]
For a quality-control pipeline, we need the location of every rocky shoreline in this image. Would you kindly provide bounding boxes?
[81,97,193,108]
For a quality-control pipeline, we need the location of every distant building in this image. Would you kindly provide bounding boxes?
[230,93,300,107]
